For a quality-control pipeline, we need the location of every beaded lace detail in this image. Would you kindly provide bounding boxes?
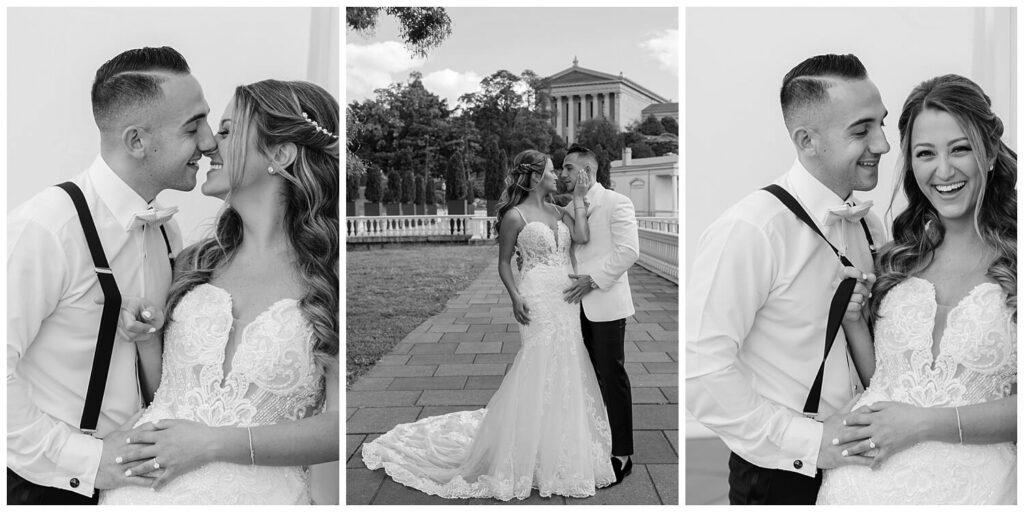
[818,277,1016,505]
[100,284,324,505]
[362,218,614,500]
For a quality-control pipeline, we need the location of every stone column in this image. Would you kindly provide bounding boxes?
[601,92,609,119]
[569,95,578,143]
[614,92,622,127]
[550,95,561,139]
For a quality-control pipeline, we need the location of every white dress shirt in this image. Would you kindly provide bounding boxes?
[686,159,884,477]
[7,155,181,496]
[575,183,640,321]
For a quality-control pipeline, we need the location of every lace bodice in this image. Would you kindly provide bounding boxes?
[100,283,324,505]
[516,220,570,275]
[817,276,1017,505]
[867,277,1016,407]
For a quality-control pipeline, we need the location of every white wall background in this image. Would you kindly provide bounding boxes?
[685,7,1017,272]
[7,7,340,245]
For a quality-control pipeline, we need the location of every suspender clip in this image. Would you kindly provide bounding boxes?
[95,267,113,275]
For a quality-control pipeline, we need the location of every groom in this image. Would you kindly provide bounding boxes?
[7,46,218,504]
[560,144,640,485]
[686,54,889,504]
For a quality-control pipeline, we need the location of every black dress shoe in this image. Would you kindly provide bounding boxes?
[609,456,633,486]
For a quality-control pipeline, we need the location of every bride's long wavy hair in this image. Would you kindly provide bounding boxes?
[166,80,340,374]
[494,149,550,234]
[871,74,1016,320]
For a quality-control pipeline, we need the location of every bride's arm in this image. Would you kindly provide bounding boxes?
[837,395,1016,468]
[119,362,340,488]
[841,269,876,385]
[498,213,529,324]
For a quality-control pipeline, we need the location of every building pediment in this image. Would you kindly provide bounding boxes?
[544,67,621,87]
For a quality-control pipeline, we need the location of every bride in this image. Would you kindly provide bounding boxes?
[817,74,1016,505]
[99,79,339,504]
[361,149,615,500]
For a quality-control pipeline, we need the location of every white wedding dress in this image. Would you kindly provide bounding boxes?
[100,284,325,505]
[818,277,1016,505]
[361,219,615,500]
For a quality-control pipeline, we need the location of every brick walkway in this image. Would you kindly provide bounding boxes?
[346,261,679,505]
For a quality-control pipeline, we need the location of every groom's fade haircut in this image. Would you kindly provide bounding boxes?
[91,46,191,131]
[780,53,867,129]
[566,144,598,172]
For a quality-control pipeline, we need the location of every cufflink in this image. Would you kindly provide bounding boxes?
[69,478,80,488]
[793,459,803,469]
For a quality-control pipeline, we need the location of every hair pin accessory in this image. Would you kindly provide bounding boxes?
[301,112,338,140]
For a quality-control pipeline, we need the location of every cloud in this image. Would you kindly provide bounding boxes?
[346,41,426,102]
[640,29,679,74]
[421,69,482,107]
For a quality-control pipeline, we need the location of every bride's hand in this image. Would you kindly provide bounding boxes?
[512,297,531,325]
[572,170,591,200]
[95,295,165,343]
[835,401,930,469]
[839,268,874,325]
[117,419,219,489]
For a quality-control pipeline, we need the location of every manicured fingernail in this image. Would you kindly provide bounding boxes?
[841,450,849,457]
[842,419,847,426]
[125,437,131,444]
[115,456,123,463]
[142,310,152,319]
[831,438,839,446]
[148,327,156,333]
[125,469,132,476]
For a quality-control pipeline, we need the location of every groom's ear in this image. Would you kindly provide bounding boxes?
[791,126,816,156]
[121,126,147,158]
[270,142,298,171]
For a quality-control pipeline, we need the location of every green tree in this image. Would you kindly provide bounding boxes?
[630,141,655,159]
[401,170,415,203]
[346,7,452,58]
[425,177,437,205]
[364,166,384,202]
[385,170,402,203]
[577,118,623,160]
[660,116,678,136]
[484,140,504,201]
[639,114,666,136]
[346,173,361,202]
[446,152,466,200]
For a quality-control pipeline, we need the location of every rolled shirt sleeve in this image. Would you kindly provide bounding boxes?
[7,217,103,496]
[686,214,823,476]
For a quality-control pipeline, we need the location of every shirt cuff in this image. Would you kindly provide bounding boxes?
[56,433,103,496]
[779,416,822,478]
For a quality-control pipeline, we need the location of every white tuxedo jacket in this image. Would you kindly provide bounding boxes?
[574,183,640,322]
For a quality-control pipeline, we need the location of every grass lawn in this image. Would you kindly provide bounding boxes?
[346,244,496,387]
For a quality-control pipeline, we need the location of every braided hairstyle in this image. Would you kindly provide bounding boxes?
[494,149,550,234]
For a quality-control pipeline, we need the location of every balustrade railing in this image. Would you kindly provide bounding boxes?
[635,217,679,284]
[347,215,498,240]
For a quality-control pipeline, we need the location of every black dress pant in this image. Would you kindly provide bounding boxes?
[7,468,98,505]
[580,308,633,456]
[727,452,821,505]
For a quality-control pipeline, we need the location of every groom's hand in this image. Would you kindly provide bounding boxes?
[563,274,595,303]
[95,296,166,343]
[94,409,155,490]
[816,394,873,469]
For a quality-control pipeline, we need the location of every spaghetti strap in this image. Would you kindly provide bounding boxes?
[511,206,526,222]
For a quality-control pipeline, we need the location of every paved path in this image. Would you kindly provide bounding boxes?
[346,261,679,505]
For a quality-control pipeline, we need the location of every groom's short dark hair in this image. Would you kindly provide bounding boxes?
[91,46,191,131]
[566,144,598,171]
[780,53,867,128]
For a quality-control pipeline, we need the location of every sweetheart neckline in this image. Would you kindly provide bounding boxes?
[901,276,1002,368]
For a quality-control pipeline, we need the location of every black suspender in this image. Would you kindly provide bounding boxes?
[761,184,876,418]
[56,182,173,433]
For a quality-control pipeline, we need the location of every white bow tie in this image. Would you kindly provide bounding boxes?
[128,206,178,230]
[825,200,873,226]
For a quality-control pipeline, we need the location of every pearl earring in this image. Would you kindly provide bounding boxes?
[268,166,276,175]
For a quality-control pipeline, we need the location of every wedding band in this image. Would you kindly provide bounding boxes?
[861,273,867,281]
[154,461,161,469]
[869,439,876,449]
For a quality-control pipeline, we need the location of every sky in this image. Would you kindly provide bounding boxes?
[346,7,679,108]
